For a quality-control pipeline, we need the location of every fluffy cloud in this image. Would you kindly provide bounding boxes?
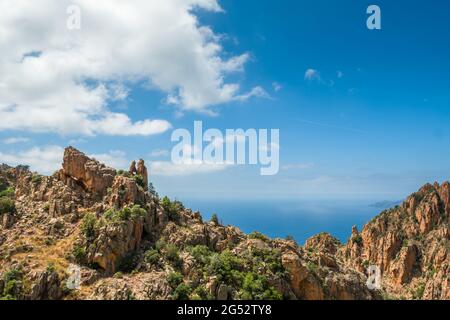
[89,150,130,169]
[0,145,64,174]
[0,0,260,136]
[304,69,321,82]
[0,145,131,174]
[2,137,30,145]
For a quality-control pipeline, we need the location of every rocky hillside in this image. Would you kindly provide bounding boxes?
[0,147,448,300]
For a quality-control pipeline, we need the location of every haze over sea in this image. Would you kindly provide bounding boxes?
[182,199,388,245]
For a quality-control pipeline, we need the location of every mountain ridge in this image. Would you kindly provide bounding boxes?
[0,147,448,300]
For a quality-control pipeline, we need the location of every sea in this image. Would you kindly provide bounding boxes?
[182,199,385,245]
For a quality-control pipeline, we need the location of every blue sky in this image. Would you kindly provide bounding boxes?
[1,0,449,201]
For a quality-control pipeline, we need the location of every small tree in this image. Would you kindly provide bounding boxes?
[210,213,219,225]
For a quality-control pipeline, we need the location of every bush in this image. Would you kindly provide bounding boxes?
[251,248,285,276]
[133,175,145,189]
[155,239,167,252]
[285,235,296,242]
[117,251,140,273]
[192,285,211,300]
[210,213,219,225]
[144,249,160,265]
[413,282,426,300]
[0,187,14,198]
[353,235,363,245]
[0,197,15,214]
[72,245,87,264]
[166,244,183,269]
[80,213,98,239]
[104,205,147,222]
[148,182,159,199]
[130,205,147,219]
[189,245,212,265]
[208,250,244,285]
[167,272,183,289]
[172,283,192,300]
[248,231,269,242]
[161,196,184,222]
[239,272,282,300]
[1,268,23,300]
[31,174,42,184]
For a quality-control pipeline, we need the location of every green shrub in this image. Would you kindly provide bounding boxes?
[2,268,23,300]
[43,202,50,212]
[0,197,15,214]
[167,272,183,289]
[172,283,192,300]
[148,182,159,199]
[3,268,22,283]
[208,250,244,285]
[104,205,147,222]
[31,174,42,184]
[189,245,212,265]
[80,213,98,239]
[248,231,269,242]
[161,196,184,222]
[251,248,285,276]
[46,263,56,273]
[0,187,14,198]
[166,244,183,269]
[144,249,160,265]
[285,235,296,242]
[72,245,87,264]
[192,285,211,300]
[133,175,145,189]
[130,205,147,219]
[306,262,319,274]
[117,251,140,273]
[155,239,167,252]
[210,213,219,225]
[239,272,282,300]
[413,282,426,300]
[353,235,363,245]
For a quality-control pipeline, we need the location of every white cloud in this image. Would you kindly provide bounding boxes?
[304,69,321,82]
[0,145,132,174]
[89,150,129,169]
[272,82,282,92]
[234,86,271,102]
[0,0,262,136]
[150,160,230,176]
[2,137,30,144]
[337,70,344,78]
[0,145,64,174]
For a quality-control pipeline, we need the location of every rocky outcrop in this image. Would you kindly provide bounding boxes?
[341,182,450,299]
[83,212,150,275]
[137,160,149,191]
[29,269,63,300]
[60,147,116,198]
[108,175,148,208]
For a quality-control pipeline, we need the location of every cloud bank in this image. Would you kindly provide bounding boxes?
[0,0,259,136]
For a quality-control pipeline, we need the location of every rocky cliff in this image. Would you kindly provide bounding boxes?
[0,147,448,300]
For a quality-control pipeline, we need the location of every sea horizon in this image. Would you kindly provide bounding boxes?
[181,198,391,245]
